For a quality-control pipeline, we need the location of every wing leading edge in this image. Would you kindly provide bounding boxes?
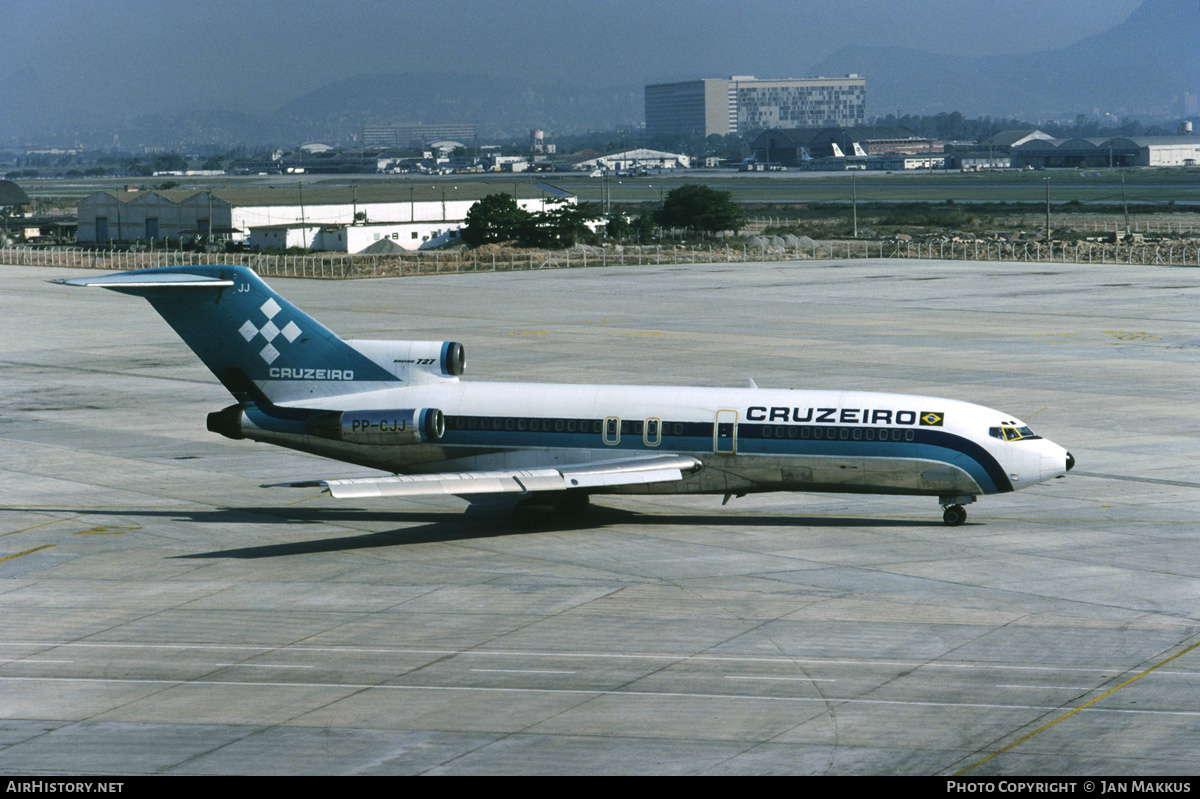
[267,454,703,499]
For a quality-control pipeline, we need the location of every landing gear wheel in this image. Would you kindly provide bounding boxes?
[942,505,967,526]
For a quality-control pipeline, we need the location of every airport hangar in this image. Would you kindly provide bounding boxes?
[1011,135,1200,169]
[2,254,1199,775]
[75,182,575,252]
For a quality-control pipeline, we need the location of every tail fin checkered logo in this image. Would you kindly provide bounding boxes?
[238,298,303,365]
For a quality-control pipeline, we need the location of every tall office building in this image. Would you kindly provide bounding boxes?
[362,123,477,148]
[645,76,866,138]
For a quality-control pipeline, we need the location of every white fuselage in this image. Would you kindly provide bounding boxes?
[241,379,1071,499]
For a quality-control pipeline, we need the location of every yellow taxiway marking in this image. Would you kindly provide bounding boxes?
[0,544,57,563]
[1,514,89,538]
[956,636,1200,775]
[1103,330,1159,341]
[74,525,140,536]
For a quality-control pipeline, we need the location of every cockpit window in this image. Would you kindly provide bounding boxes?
[990,425,1041,442]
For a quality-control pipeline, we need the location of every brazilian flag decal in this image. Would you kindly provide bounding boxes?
[920,411,944,427]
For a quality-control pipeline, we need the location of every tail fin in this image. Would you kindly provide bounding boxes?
[57,265,400,403]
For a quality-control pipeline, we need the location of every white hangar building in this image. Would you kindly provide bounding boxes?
[575,149,691,171]
[1011,136,1200,169]
[76,183,575,251]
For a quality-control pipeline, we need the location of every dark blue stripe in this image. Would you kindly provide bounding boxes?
[438,417,1012,495]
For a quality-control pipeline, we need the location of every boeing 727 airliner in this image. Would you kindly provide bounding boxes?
[58,265,1073,525]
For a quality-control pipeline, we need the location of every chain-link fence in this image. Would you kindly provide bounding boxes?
[746,217,1200,235]
[5,239,1198,278]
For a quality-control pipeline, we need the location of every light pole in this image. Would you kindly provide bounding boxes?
[1121,171,1130,237]
[1044,176,1050,240]
[298,181,308,250]
[851,174,858,238]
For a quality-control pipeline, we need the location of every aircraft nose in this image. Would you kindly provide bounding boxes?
[1066,452,1075,471]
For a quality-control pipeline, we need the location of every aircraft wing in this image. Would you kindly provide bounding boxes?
[266,454,702,499]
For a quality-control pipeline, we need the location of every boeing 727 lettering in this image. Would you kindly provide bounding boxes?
[58,265,1074,525]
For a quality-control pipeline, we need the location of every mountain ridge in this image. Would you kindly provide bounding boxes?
[808,0,1198,118]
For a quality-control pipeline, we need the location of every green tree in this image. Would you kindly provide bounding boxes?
[517,199,599,248]
[654,184,744,235]
[462,193,531,246]
[632,213,657,243]
[151,153,187,172]
[605,213,631,239]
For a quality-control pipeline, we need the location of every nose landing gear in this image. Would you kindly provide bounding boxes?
[939,494,976,526]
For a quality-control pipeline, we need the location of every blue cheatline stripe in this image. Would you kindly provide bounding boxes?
[434,417,1012,495]
[234,406,1011,494]
[245,406,310,435]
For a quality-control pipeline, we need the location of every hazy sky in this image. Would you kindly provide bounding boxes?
[2,0,1145,120]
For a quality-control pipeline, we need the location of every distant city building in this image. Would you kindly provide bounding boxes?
[362,123,477,148]
[645,76,866,138]
[77,183,574,250]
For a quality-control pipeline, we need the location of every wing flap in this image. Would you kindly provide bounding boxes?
[267,454,701,500]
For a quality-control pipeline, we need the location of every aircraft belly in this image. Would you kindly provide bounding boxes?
[610,454,981,497]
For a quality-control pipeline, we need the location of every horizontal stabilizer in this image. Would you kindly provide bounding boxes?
[267,454,702,499]
[54,272,234,289]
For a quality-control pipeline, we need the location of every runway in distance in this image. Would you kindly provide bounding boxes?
[58,265,1074,525]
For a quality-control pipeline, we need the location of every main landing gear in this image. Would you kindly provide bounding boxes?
[513,490,591,527]
[942,505,967,526]
[940,494,976,526]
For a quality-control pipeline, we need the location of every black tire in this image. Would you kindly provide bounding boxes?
[942,505,966,526]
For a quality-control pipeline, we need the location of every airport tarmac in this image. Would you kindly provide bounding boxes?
[1,257,1198,775]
